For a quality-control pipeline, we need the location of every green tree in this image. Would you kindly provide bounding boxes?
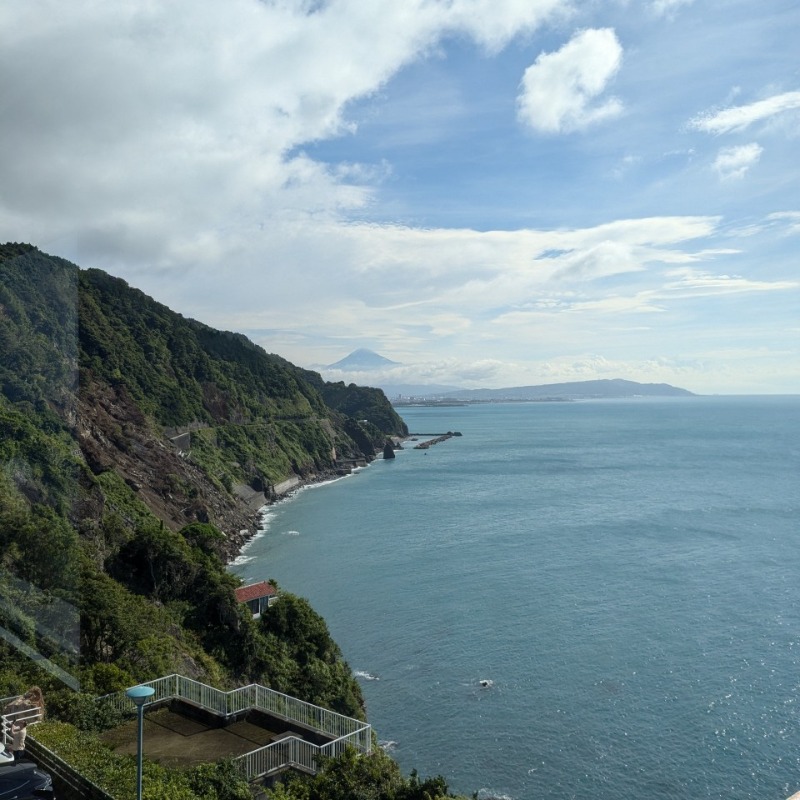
[259,593,363,716]
[265,748,456,800]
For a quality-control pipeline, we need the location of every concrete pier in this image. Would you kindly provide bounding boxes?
[411,431,462,449]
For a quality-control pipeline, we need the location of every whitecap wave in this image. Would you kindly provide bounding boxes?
[379,740,397,752]
[293,467,369,496]
[282,529,301,536]
[354,670,379,681]
[240,528,267,549]
[228,528,269,565]
[476,789,514,800]
[228,509,277,565]
[258,508,277,524]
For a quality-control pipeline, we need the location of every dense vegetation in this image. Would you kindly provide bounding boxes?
[0,243,460,798]
[33,721,252,800]
[267,748,455,800]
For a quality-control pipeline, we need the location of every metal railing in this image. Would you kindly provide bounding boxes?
[97,674,371,780]
[1,694,44,746]
[0,699,109,800]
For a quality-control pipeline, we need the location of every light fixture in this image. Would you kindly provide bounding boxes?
[125,685,155,800]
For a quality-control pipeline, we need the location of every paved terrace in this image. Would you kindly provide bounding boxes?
[102,707,277,768]
[98,674,371,780]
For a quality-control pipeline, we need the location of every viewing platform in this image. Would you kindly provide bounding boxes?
[98,674,371,782]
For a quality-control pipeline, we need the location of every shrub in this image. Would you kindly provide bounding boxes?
[31,720,253,800]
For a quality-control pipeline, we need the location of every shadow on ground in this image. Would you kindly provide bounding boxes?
[102,708,276,769]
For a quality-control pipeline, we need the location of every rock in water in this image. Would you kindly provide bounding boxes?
[383,441,396,459]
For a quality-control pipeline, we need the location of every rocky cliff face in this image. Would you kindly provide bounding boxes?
[75,379,257,551]
[1,243,406,559]
[0,243,391,713]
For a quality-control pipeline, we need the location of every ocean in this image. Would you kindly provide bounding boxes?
[230,396,800,800]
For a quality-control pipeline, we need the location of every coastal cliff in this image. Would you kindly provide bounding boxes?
[2,243,407,553]
[0,242,407,708]
[0,242,469,799]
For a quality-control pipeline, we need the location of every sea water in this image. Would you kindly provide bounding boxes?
[230,397,800,800]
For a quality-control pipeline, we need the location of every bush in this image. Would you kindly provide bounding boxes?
[264,747,458,800]
[31,720,254,800]
[45,691,126,732]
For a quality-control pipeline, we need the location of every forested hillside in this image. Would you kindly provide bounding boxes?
[0,244,455,799]
[0,240,409,691]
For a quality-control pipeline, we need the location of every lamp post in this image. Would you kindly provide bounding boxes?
[125,685,155,800]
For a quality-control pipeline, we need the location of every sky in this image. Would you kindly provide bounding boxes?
[1,0,799,394]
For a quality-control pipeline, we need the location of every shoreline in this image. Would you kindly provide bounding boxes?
[227,431,418,563]
[227,459,378,565]
[228,428,463,564]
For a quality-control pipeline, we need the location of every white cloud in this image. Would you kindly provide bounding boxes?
[328,215,720,287]
[320,357,508,389]
[533,292,666,315]
[0,0,570,267]
[663,267,798,295]
[545,240,646,281]
[651,0,694,17]
[767,211,800,235]
[689,91,800,134]
[446,0,570,53]
[712,143,763,180]
[517,28,623,134]
[197,214,730,349]
[609,154,643,180]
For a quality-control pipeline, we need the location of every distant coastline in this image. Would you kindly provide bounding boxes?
[389,377,694,405]
[392,397,572,407]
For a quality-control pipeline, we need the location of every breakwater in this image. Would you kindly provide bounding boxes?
[410,431,462,449]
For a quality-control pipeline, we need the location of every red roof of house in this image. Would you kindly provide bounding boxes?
[234,581,278,604]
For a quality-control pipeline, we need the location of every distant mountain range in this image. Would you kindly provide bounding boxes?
[319,350,695,401]
[415,379,695,401]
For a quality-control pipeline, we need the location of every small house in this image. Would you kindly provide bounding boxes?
[235,580,279,617]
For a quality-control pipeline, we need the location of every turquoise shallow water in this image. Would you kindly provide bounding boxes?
[231,397,800,800]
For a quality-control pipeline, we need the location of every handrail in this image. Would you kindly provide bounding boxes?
[96,674,371,780]
[98,674,369,737]
[1,700,44,746]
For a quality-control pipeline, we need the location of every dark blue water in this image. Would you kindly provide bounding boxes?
[231,397,800,800]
